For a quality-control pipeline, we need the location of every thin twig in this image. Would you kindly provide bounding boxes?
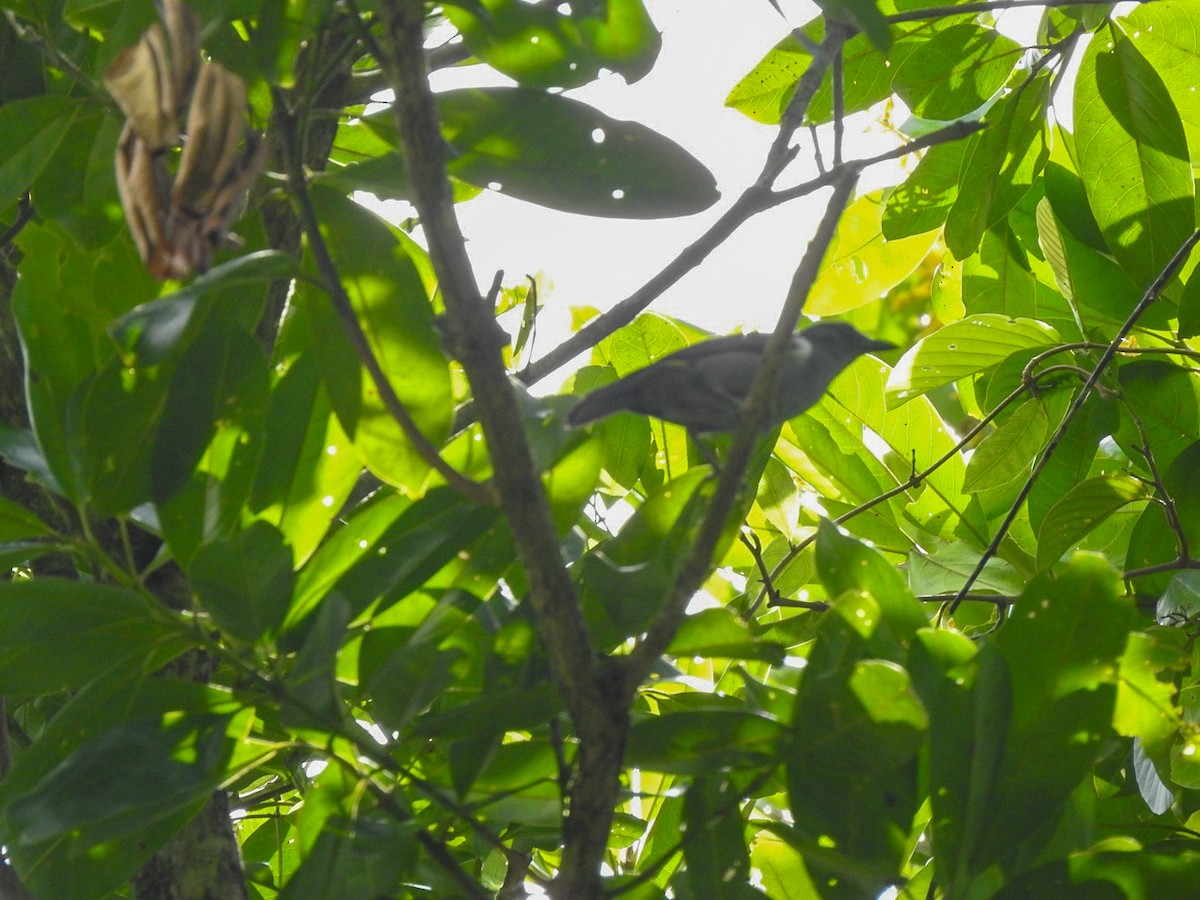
[749,373,1036,615]
[1127,407,1189,561]
[769,119,984,205]
[1124,558,1200,580]
[740,531,829,612]
[943,227,1200,619]
[0,194,34,248]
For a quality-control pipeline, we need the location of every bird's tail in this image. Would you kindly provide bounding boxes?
[566,381,634,427]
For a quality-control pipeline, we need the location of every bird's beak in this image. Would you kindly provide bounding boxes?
[867,339,897,354]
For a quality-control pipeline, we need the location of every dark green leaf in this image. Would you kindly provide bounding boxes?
[0,677,255,900]
[151,317,270,505]
[787,610,924,896]
[286,487,498,630]
[191,521,296,642]
[110,251,297,365]
[279,815,416,900]
[1113,362,1200,473]
[446,0,661,89]
[0,95,77,211]
[682,775,755,898]
[434,88,719,218]
[628,708,783,774]
[283,592,351,729]
[971,557,1130,872]
[0,579,191,695]
[247,352,360,565]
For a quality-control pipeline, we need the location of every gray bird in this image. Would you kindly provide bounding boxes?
[567,322,895,433]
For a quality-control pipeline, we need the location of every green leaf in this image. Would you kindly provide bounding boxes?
[628,708,784,774]
[1075,23,1194,290]
[1028,393,1119,532]
[31,106,123,248]
[996,848,1200,899]
[110,252,298,366]
[815,521,923,638]
[79,357,172,516]
[280,815,416,900]
[0,579,190,695]
[1126,440,1200,589]
[944,73,1051,259]
[190,521,296,643]
[979,556,1131,866]
[962,399,1048,494]
[821,0,893,52]
[668,607,786,663]
[436,88,719,218]
[580,477,712,646]
[907,628,979,887]
[908,543,1023,596]
[1125,1,1200,163]
[445,0,661,89]
[682,775,754,898]
[283,592,351,729]
[1115,629,1184,757]
[725,7,921,126]
[285,488,498,631]
[892,24,1021,120]
[1036,475,1147,571]
[787,611,924,895]
[886,314,1059,406]
[959,224,1034,317]
[295,187,451,492]
[807,190,938,316]
[1113,362,1200,472]
[12,223,154,500]
[1182,269,1200,338]
[0,499,54,541]
[248,352,360,565]
[0,95,77,211]
[151,317,270,505]
[1037,195,1155,327]
[882,139,966,239]
[0,677,255,900]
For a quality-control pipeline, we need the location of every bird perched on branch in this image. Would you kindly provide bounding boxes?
[567,322,894,434]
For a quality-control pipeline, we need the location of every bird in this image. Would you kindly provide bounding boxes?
[567,322,895,434]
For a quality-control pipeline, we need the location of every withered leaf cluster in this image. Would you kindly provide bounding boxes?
[103,0,265,280]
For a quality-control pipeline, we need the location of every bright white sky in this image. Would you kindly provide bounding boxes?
[373,0,1047,386]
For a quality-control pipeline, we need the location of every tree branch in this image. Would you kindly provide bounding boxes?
[944,227,1200,619]
[515,116,979,389]
[375,5,626,896]
[626,171,860,683]
[515,20,848,388]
